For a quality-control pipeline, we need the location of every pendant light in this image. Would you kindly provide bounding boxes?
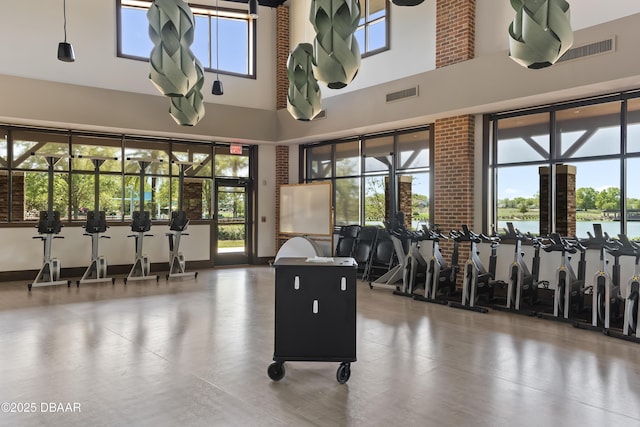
[57,0,75,62]
[212,0,223,95]
[249,0,258,19]
[508,0,574,69]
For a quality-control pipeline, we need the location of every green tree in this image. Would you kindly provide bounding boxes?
[576,187,597,210]
[364,178,385,223]
[595,187,620,211]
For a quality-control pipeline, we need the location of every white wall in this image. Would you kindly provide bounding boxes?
[0,0,276,111]
[0,224,210,273]
[278,11,640,144]
[289,0,436,99]
[257,144,276,258]
[476,0,640,56]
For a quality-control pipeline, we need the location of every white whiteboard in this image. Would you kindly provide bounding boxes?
[280,182,332,236]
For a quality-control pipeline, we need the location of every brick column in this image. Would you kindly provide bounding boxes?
[384,175,413,229]
[183,180,203,220]
[433,0,475,259]
[434,116,475,257]
[436,0,475,68]
[539,165,576,236]
[276,145,289,249]
[276,5,290,110]
[0,171,24,221]
[0,171,7,221]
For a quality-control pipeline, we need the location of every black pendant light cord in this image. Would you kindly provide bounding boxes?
[63,0,68,42]
[216,0,220,80]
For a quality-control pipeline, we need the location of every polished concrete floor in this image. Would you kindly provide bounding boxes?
[0,266,639,426]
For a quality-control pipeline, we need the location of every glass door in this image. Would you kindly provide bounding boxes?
[214,179,250,265]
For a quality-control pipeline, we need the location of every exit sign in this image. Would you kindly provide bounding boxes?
[230,144,242,155]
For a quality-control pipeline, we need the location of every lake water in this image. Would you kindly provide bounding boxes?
[497,220,640,239]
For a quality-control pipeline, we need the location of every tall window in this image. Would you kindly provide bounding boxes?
[488,92,640,238]
[0,126,254,227]
[355,0,389,57]
[303,127,431,229]
[0,128,8,222]
[117,0,256,78]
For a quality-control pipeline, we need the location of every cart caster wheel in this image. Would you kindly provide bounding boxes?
[268,362,285,381]
[123,278,127,285]
[337,363,351,384]
[27,284,32,291]
[195,272,198,278]
[368,283,373,289]
[112,278,116,285]
[166,274,169,280]
[156,276,160,282]
[76,281,80,288]
[67,281,71,288]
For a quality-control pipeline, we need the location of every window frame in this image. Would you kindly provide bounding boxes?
[485,90,640,237]
[302,126,432,229]
[356,0,391,58]
[116,0,257,79]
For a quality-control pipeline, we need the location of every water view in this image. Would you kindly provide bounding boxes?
[497,220,640,239]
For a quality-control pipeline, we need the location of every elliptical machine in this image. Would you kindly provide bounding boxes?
[166,161,198,281]
[124,158,160,284]
[77,156,117,286]
[413,224,460,305]
[370,212,409,291]
[448,225,502,313]
[28,153,71,290]
[493,222,544,315]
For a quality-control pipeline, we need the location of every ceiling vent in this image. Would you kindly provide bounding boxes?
[557,37,615,63]
[386,86,419,103]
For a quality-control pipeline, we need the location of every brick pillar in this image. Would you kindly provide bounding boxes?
[276,145,289,249]
[398,176,412,229]
[0,172,24,221]
[12,172,24,221]
[433,0,475,260]
[183,180,203,220]
[0,171,7,221]
[539,165,576,236]
[384,175,413,229]
[276,5,290,110]
[434,116,475,259]
[436,0,475,68]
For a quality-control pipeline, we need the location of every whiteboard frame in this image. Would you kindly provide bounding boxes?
[279,182,333,237]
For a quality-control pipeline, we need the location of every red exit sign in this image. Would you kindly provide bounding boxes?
[230,144,243,155]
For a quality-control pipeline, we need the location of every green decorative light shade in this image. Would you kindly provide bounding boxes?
[148,0,199,96]
[508,0,573,69]
[287,43,322,121]
[309,0,361,89]
[170,59,205,126]
[392,0,425,5]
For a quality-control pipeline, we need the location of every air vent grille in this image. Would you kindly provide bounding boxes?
[557,38,615,63]
[386,86,419,103]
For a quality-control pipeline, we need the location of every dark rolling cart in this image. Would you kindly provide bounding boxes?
[268,257,357,384]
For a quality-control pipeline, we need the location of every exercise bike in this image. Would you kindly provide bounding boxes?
[166,161,198,281]
[28,153,71,290]
[610,238,640,343]
[538,234,588,322]
[448,225,502,313]
[77,155,117,286]
[124,158,160,284]
[591,233,636,342]
[413,224,460,305]
[493,222,546,315]
[393,225,428,298]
